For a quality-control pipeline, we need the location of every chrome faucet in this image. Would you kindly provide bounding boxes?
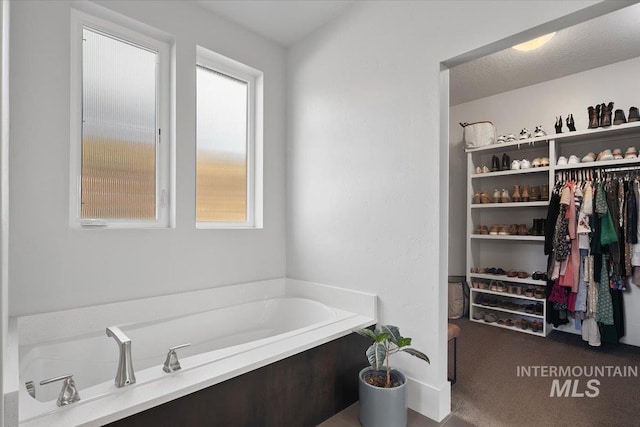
[106,326,136,387]
[39,374,81,406]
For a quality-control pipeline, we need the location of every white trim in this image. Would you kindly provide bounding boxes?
[1,1,9,425]
[69,9,172,229]
[195,45,264,229]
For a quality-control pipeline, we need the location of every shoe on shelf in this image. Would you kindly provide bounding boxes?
[541,184,549,201]
[497,134,506,143]
[597,149,614,161]
[530,185,540,201]
[567,114,576,131]
[582,152,596,162]
[525,288,534,298]
[480,192,491,203]
[493,189,501,203]
[557,156,568,166]
[508,224,518,235]
[500,189,511,203]
[534,303,544,316]
[520,159,531,169]
[588,106,599,129]
[517,271,530,279]
[601,102,614,127]
[534,287,546,299]
[506,133,517,142]
[511,159,521,170]
[482,165,490,173]
[540,157,550,167]
[501,153,511,170]
[568,155,580,165]
[533,125,547,137]
[475,166,482,174]
[512,185,521,202]
[474,192,481,204]
[532,271,547,281]
[507,270,518,277]
[625,147,637,159]
[518,224,528,235]
[555,116,563,133]
[531,158,542,167]
[484,313,498,323]
[473,310,486,320]
[480,225,489,234]
[629,107,640,122]
[489,225,499,235]
[519,128,531,140]
[473,225,482,234]
[613,109,627,125]
[498,224,509,235]
[520,185,530,202]
[491,155,500,172]
[612,148,623,160]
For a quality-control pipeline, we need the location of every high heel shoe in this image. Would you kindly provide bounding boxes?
[555,116,563,133]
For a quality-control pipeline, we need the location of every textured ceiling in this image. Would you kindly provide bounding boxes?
[450,3,640,106]
[194,0,354,46]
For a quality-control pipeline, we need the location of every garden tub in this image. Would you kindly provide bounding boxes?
[8,279,376,426]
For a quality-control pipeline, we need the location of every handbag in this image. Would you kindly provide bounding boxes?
[460,121,496,149]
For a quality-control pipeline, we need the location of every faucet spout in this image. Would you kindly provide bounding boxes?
[106,326,136,387]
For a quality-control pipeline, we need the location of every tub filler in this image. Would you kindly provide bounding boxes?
[8,279,376,426]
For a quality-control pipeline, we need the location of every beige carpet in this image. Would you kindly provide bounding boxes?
[450,318,640,427]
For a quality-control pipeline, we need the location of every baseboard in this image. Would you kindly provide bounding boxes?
[406,376,451,422]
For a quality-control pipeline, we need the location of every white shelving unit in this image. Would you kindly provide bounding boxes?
[465,120,640,337]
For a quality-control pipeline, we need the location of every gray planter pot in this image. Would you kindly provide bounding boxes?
[358,367,407,427]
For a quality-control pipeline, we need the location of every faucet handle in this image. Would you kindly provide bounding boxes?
[40,374,81,406]
[163,343,191,373]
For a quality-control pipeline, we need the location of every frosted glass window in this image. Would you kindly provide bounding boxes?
[81,28,157,219]
[196,65,248,222]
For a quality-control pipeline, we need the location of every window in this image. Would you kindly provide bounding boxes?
[70,10,171,228]
[196,46,263,228]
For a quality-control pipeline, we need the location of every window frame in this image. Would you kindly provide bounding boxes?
[69,9,171,229]
[195,46,263,229]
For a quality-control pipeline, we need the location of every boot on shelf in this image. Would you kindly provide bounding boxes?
[541,184,549,201]
[567,114,576,131]
[491,155,500,172]
[530,185,540,201]
[629,107,640,123]
[513,185,521,202]
[521,185,530,202]
[614,109,627,125]
[501,153,511,171]
[588,106,598,129]
[601,102,613,127]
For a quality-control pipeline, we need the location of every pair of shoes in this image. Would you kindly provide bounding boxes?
[528,218,546,236]
[588,102,614,128]
[511,159,532,170]
[530,320,543,333]
[613,107,640,125]
[474,165,491,174]
[515,319,529,330]
[519,128,531,140]
[582,152,596,162]
[532,271,547,281]
[492,189,510,203]
[597,150,614,161]
[557,155,580,165]
[531,158,549,167]
[486,267,506,275]
[491,153,512,172]
[533,126,547,138]
[534,287,546,299]
[505,133,516,142]
[625,147,638,159]
[507,270,529,279]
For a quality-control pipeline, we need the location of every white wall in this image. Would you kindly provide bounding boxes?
[286,0,605,421]
[450,55,640,346]
[1,0,8,423]
[8,0,286,316]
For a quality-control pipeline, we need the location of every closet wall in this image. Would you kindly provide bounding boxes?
[450,55,640,347]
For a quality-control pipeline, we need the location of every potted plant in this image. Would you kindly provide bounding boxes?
[356,324,430,427]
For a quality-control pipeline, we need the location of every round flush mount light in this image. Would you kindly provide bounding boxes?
[512,32,556,52]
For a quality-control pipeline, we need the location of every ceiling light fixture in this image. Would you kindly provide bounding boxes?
[512,32,556,52]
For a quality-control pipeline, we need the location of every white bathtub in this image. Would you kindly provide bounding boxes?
[8,279,377,426]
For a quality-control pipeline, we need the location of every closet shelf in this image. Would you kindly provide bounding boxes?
[470,287,543,301]
[469,317,546,337]
[470,273,546,285]
[471,201,548,209]
[471,167,549,178]
[470,235,544,242]
[554,157,640,171]
[471,303,545,319]
[465,136,551,153]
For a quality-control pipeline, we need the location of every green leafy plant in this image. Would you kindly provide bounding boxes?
[356,324,430,388]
